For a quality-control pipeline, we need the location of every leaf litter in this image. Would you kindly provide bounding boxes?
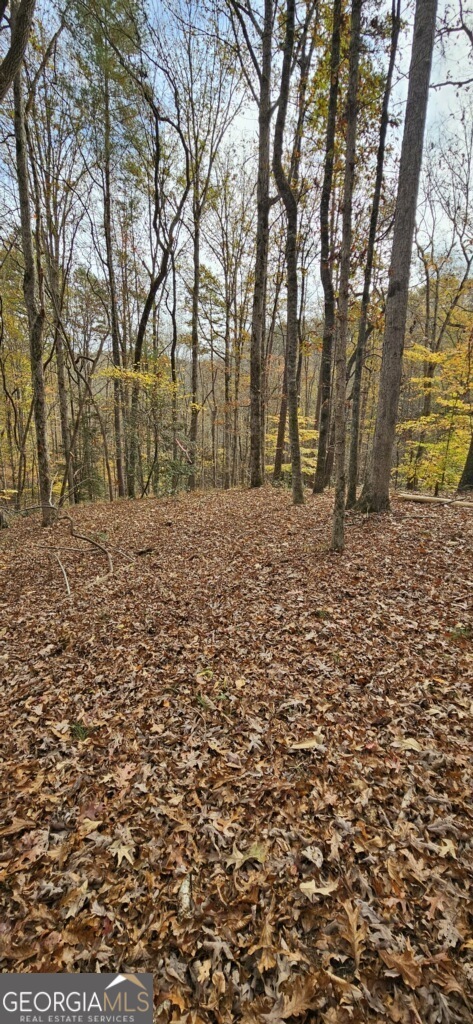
[0,488,472,1022]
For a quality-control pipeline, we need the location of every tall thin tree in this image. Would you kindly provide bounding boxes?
[357,0,438,511]
[313,0,342,494]
[345,0,400,508]
[13,58,54,524]
[331,0,362,550]
[227,0,274,488]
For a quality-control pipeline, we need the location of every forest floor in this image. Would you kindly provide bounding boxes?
[0,488,472,1023]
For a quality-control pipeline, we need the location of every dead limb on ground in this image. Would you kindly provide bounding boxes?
[396,492,473,509]
[1,503,119,594]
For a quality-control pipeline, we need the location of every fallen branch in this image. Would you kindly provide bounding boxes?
[59,511,114,574]
[396,492,473,508]
[54,552,71,596]
[106,542,135,562]
[3,502,57,518]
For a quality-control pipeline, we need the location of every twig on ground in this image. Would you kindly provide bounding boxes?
[54,552,71,596]
[59,511,114,574]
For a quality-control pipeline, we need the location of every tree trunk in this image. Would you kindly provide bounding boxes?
[54,302,75,503]
[188,207,200,491]
[313,0,342,494]
[357,0,438,512]
[169,253,179,493]
[103,68,125,499]
[232,296,243,486]
[331,0,362,550]
[249,0,272,488]
[13,65,54,525]
[34,125,75,504]
[346,0,400,508]
[273,362,288,483]
[224,293,232,490]
[458,433,473,491]
[0,0,35,103]
[272,0,303,505]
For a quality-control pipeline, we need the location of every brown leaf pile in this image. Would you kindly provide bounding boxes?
[0,488,472,1023]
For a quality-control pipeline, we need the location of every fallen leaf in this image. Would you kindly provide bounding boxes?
[289,731,326,752]
[226,841,268,869]
[380,943,422,989]
[109,839,135,866]
[299,879,339,897]
[339,900,368,971]
[392,738,424,752]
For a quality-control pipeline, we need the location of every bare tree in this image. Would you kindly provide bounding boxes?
[312,0,342,494]
[13,59,54,524]
[345,0,401,508]
[357,0,438,512]
[272,0,315,505]
[330,0,362,550]
[227,0,276,488]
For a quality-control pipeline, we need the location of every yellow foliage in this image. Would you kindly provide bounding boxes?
[98,363,179,396]
[405,343,446,366]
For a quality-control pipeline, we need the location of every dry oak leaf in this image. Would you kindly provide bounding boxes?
[115,762,138,788]
[380,942,423,989]
[248,915,274,955]
[258,948,277,972]
[195,959,212,983]
[299,879,339,897]
[59,880,89,919]
[15,828,50,866]
[437,838,457,858]
[427,963,469,998]
[0,817,34,837]
[76,818,103,840]
[248,917,278,972]
[258,975,320,1021]
[156,989,188,1013]
[279,975,320,1018]
[339,901,368,971]
[302,845,324,867]
[226,840,268,869]
[392,737,424,752]
[323,971,364,1003]
[109,838,135,866]
[288,731,326,752]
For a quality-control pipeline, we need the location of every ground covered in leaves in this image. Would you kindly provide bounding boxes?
[1,488,472,1023]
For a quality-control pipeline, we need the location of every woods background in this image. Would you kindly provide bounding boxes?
[0,0,472,527]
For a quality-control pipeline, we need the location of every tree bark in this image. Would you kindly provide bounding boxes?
[103,68,125,498]
[313,0,342,494]
[13,64,54,525]
[249,0,272,488]
[273,362,287,483]
[346,0,400,508]
[0,0,35,104]
[188,205,200,491]
[458,433,473,491]
[127,191,188,498]
[223,277,232,490]
[52,276,75,503]
[272,0,304,505]
[331,0,362,550]
[168,252,179,492]
[357,0,438,512]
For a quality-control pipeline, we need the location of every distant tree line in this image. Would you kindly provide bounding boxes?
[0,0,473,547]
